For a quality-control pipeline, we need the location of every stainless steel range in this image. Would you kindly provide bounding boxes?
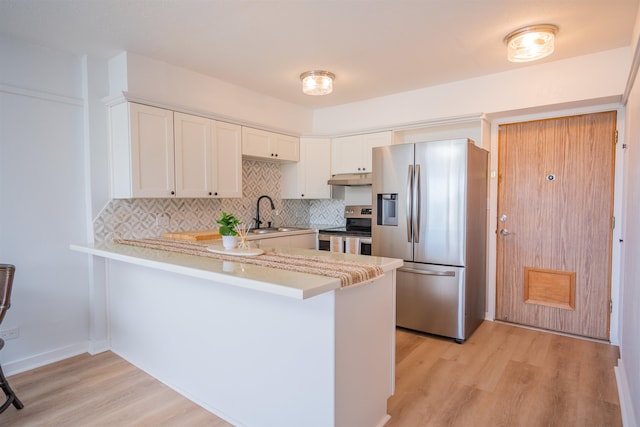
[318,205,372,255]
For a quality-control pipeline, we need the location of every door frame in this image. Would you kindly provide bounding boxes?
[487,103,625,344]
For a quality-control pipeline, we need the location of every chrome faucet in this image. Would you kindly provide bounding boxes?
[254,195,275,229]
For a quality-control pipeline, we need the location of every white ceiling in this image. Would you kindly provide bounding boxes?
[1,0,638,109]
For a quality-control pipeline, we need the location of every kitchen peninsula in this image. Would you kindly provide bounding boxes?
[71,240,402,427]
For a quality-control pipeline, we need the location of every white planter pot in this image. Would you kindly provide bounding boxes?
[222,235,238,250]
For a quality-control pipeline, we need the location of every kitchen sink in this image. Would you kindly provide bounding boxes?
[249,228,279,234]
[248,226,307,234]
[276,227,305,232]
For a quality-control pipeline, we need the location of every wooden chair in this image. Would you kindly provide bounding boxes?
[0,264,24,413]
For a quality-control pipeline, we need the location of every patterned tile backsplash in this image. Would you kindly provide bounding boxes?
[94,159,346,243]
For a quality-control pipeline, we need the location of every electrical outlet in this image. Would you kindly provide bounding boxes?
[0,328,20,341]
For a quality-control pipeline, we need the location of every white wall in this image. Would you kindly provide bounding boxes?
[0,37,90,372]
[616,9,640,426]
[620,77,640,427]
[311,48,630,135]
[108,51,315,135]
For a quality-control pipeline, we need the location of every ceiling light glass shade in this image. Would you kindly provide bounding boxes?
[504,24,558,62]
[300,70,335,95]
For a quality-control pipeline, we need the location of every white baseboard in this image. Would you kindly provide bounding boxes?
[615,358,638,427]
[3,342,90,377]
[88,339,110,355]
[375,414,392,427]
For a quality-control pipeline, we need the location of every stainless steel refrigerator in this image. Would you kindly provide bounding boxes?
[372,139,488,342]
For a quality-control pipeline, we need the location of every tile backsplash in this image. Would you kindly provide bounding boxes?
[94,159,345,243]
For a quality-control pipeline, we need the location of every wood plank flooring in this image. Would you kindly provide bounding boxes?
[388,321,621,427]
[1,351,233,426]
[1,321,621,426]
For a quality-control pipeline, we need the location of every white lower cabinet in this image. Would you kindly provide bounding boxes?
[286,233,317,249]
[281,138,331,199]
[251,232,316,249]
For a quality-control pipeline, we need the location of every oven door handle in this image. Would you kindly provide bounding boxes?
[318,234,371,245]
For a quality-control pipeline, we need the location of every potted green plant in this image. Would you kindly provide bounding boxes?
[216,211,241,249]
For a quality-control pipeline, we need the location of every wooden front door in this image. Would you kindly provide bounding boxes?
[496,111,616,340]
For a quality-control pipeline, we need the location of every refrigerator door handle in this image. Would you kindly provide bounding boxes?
[406,164,413,243]
[413,164,421,243]
[398,267,456,277]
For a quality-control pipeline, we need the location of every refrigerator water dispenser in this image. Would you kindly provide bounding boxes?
[377,193,398,226]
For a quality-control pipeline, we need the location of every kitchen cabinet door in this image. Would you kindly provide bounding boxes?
[174,112,212,198]
[213,121,242,198]
[111,102,175,198]
[281,138,331,199]
[174,114,242,198]
[252,232,316,249]
[332,135,363,175]
[286,233,316,249]
[362,131,393,172]
[242,127,299,162]
[242,127,271,158]
[331,131,391,175]
[272,133,300,162]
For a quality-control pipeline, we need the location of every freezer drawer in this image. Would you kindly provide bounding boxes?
[396,263,465,340]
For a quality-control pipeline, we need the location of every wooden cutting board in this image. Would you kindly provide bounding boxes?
[163,229,221,241]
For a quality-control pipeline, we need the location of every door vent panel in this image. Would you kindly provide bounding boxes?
[523,267,576,310]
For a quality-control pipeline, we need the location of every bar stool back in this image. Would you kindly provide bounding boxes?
[0,264,24,413]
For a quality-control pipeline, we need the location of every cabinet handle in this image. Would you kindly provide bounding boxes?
[301,194,304,197]
[170,191,175,195]
[208,192,212,196]
[214,192,218,196]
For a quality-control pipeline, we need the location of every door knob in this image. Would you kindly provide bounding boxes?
[500,229,510,236]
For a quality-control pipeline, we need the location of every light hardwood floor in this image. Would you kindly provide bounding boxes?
[1,321,621,426]
[388,321,621,427]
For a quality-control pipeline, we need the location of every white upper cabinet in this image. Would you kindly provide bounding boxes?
[111,103,242,199]
[242,127,299,162]
[111,102,175,198]
[331,131,392,175]
[213,121,243,198]
[281,138,331,199]
[174,112,242,198]
[174,112,212,198]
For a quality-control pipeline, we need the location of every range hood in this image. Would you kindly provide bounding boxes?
[327,173,372,186]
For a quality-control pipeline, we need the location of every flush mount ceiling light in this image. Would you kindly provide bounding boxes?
[300,70,335,96]
[504,24,559,62]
